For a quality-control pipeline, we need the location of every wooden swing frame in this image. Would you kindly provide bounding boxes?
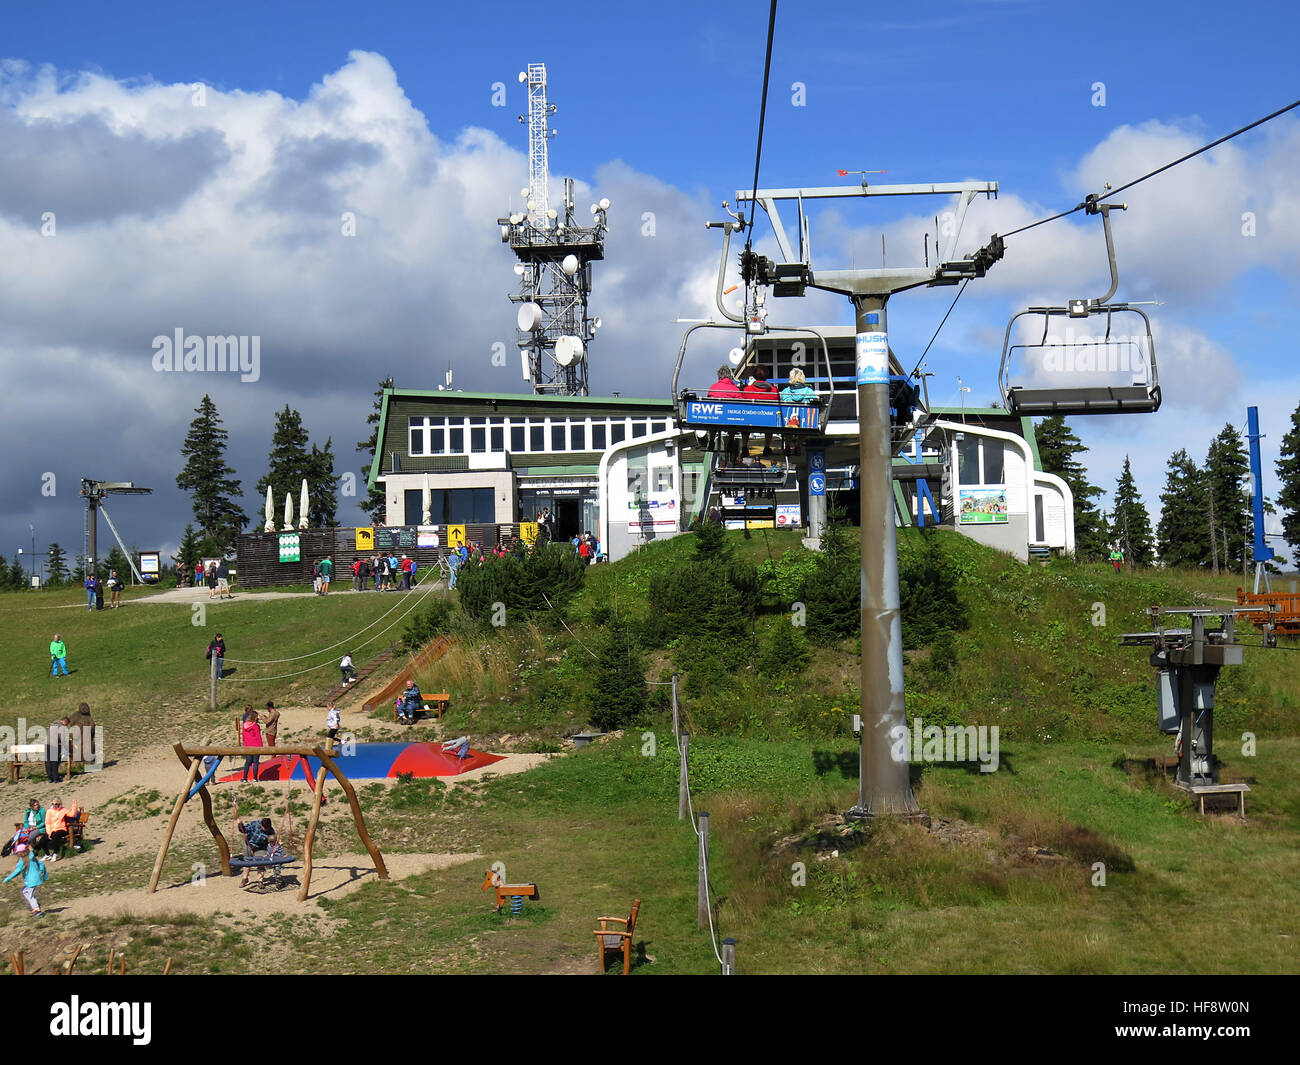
[149,742,388,902]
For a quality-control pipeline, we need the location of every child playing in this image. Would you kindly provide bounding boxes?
[325,703,341,742]
[4,843,47,917]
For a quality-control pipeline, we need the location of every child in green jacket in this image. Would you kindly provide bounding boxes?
[4,843,47,917]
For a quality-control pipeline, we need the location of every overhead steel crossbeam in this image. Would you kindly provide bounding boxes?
[736,181,999,296]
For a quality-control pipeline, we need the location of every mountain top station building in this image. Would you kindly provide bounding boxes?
[370,335,1073,564]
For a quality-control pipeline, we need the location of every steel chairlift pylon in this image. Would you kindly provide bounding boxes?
[998,196,1161,416]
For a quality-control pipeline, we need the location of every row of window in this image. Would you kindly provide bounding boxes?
[408,415,671,457]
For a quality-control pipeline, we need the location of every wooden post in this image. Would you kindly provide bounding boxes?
[316,748,388,881]
[149,758,201,894]
[210,650,218,712]
[678,732,690,821]
[297,764,330,901]
[698,810,709,929]
[722,937,737,975]
[671,672,680,743]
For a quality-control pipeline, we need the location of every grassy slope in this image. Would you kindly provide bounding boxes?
[1,536,1296,974]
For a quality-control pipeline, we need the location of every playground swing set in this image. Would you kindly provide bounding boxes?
[149,741,388,902]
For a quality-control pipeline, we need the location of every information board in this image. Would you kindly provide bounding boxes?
[374,526,418,551]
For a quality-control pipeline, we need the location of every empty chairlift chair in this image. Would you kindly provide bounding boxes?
[998,197,1161,417]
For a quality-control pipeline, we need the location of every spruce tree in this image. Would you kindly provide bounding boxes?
[589,618,648,732]
[1276,399,1300,564]
[1110,457,1155,566]
[1157,449,1208,568]
[1204,423,1251,571]
[356,377,395,524]
[177,395,249,553]
[6,558,25,589]
[0,555,9,590]
[102,545,131,581]
[173,524,203,585]
[1034,416,1106,559]
[46,543,69,586]
[256,405,312,507]
[307,438,340,528]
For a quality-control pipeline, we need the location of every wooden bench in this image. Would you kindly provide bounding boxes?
[1185,782,1251,817]
[391,693,451,723]
[594,899,641,975]
[7,745,46,783]
[69,809,89,851]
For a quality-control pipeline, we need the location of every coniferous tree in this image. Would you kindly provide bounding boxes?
[176,395,248,553]
[589,618,649,732]
[6,558,25,590]
[256,405,312,507]
[0,555,9,590]
[173,524,203,585]
[101,546,131,582]
[356,377,394,524]
[1034,415,1106,559]
[307,438,340,528]
[1110,457,1155,566]
[71,554,88,583]
[46,543,69,586]
[1276,399,1300,565]
[1204,423,1251,571]
[1157,449,1208,568]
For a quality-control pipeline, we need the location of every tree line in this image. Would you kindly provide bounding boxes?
[1036,404,1300,570]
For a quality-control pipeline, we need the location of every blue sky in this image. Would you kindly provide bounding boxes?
[2,0,1298,567]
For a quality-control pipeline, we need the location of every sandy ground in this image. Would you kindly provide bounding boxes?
[4,706,554,921]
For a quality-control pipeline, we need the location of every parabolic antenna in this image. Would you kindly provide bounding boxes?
[517,302,544,331]
[513,263,526,276]
[728,347,745,367]
[555,335,585,367]
[561,254,579,276]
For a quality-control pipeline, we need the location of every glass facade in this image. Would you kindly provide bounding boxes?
[407,413,669,457]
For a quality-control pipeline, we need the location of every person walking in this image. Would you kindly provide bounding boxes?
[44,718,69,784]
[340,653,356,685]
[206,562,218,599]
[49,634,68,678]
[319,556,333,595]
[206,633,226,680]
[400,555,412,591]
[216,559,231,599]
[325,703,341,742]
[371,554,381,591]
[4,843,47,918]
[1109,546,1125,574]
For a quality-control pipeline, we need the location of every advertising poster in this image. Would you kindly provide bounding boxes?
[959,489,1008,524]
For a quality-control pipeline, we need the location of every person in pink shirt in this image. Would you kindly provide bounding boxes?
[240,707,263,781]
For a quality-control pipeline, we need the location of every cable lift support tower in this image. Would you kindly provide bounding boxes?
[498,63,609,397]
[999,195,1161,416]
[80,479,152,584]
[712,175,1005,820]
[1121,607,1250,814]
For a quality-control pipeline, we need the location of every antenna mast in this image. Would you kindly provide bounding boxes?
[499,62,608,396]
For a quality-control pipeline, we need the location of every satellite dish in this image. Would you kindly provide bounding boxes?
[728,347,745,367]
[593,316,602,329]
[509,213,523,224]
[517,303,544,331]
[500,225,510,241]
[518,72,527,83]
[513,263,526,276]
[521,187,530,199]
[547,208,558,220]
[590,204,599,216]
[526,199,537,212]
[561,254,579,276]
[555,335,585,367]
[599,197,610,210]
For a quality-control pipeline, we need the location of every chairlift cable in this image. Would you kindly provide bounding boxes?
[908,278,969,379]
[1001,97,1300,241]
[743,0,781,251]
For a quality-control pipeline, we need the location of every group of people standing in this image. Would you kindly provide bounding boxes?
[194,560,231,598]
[351,553,417,592]
[82,571,123,611]
[238,702,280,782]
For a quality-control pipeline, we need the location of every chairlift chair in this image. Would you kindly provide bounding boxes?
[998,198,1161,417]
